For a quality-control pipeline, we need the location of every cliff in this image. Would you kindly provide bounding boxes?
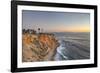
[22,33,59,62]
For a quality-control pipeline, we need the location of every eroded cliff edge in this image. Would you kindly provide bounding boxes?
[22,33,59,62]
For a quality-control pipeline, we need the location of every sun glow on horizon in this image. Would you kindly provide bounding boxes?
[23,10,90,33]
[46,25,90,32]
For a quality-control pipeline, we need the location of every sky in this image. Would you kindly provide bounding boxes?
[22,10,90,32]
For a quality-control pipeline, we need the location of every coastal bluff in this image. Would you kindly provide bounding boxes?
[22,33,59,62]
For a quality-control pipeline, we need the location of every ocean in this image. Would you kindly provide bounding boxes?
[53,32,90,61]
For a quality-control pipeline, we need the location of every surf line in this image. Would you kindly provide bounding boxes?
[55,40,69,60]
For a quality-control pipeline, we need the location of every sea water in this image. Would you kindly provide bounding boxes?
[53,32,90,61]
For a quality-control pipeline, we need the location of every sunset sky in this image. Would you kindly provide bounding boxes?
[22,10,90,32]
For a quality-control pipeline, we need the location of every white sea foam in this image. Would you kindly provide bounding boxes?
[54,40,68,60]
[54,32,90,61]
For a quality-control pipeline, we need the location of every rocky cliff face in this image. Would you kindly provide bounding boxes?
[22,33,59,62]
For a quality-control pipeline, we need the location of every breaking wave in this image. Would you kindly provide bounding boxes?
[54,32,90,61]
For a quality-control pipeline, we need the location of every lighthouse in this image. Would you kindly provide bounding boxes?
[38,28,40,33]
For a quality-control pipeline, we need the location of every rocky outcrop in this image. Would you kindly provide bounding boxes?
[22,33,59,62]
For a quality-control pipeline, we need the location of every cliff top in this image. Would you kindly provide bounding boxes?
[22,32,59,62]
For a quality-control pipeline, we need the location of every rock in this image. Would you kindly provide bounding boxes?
[22,33,59,62]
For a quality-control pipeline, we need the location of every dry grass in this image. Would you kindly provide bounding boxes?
[22,33,59,62]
